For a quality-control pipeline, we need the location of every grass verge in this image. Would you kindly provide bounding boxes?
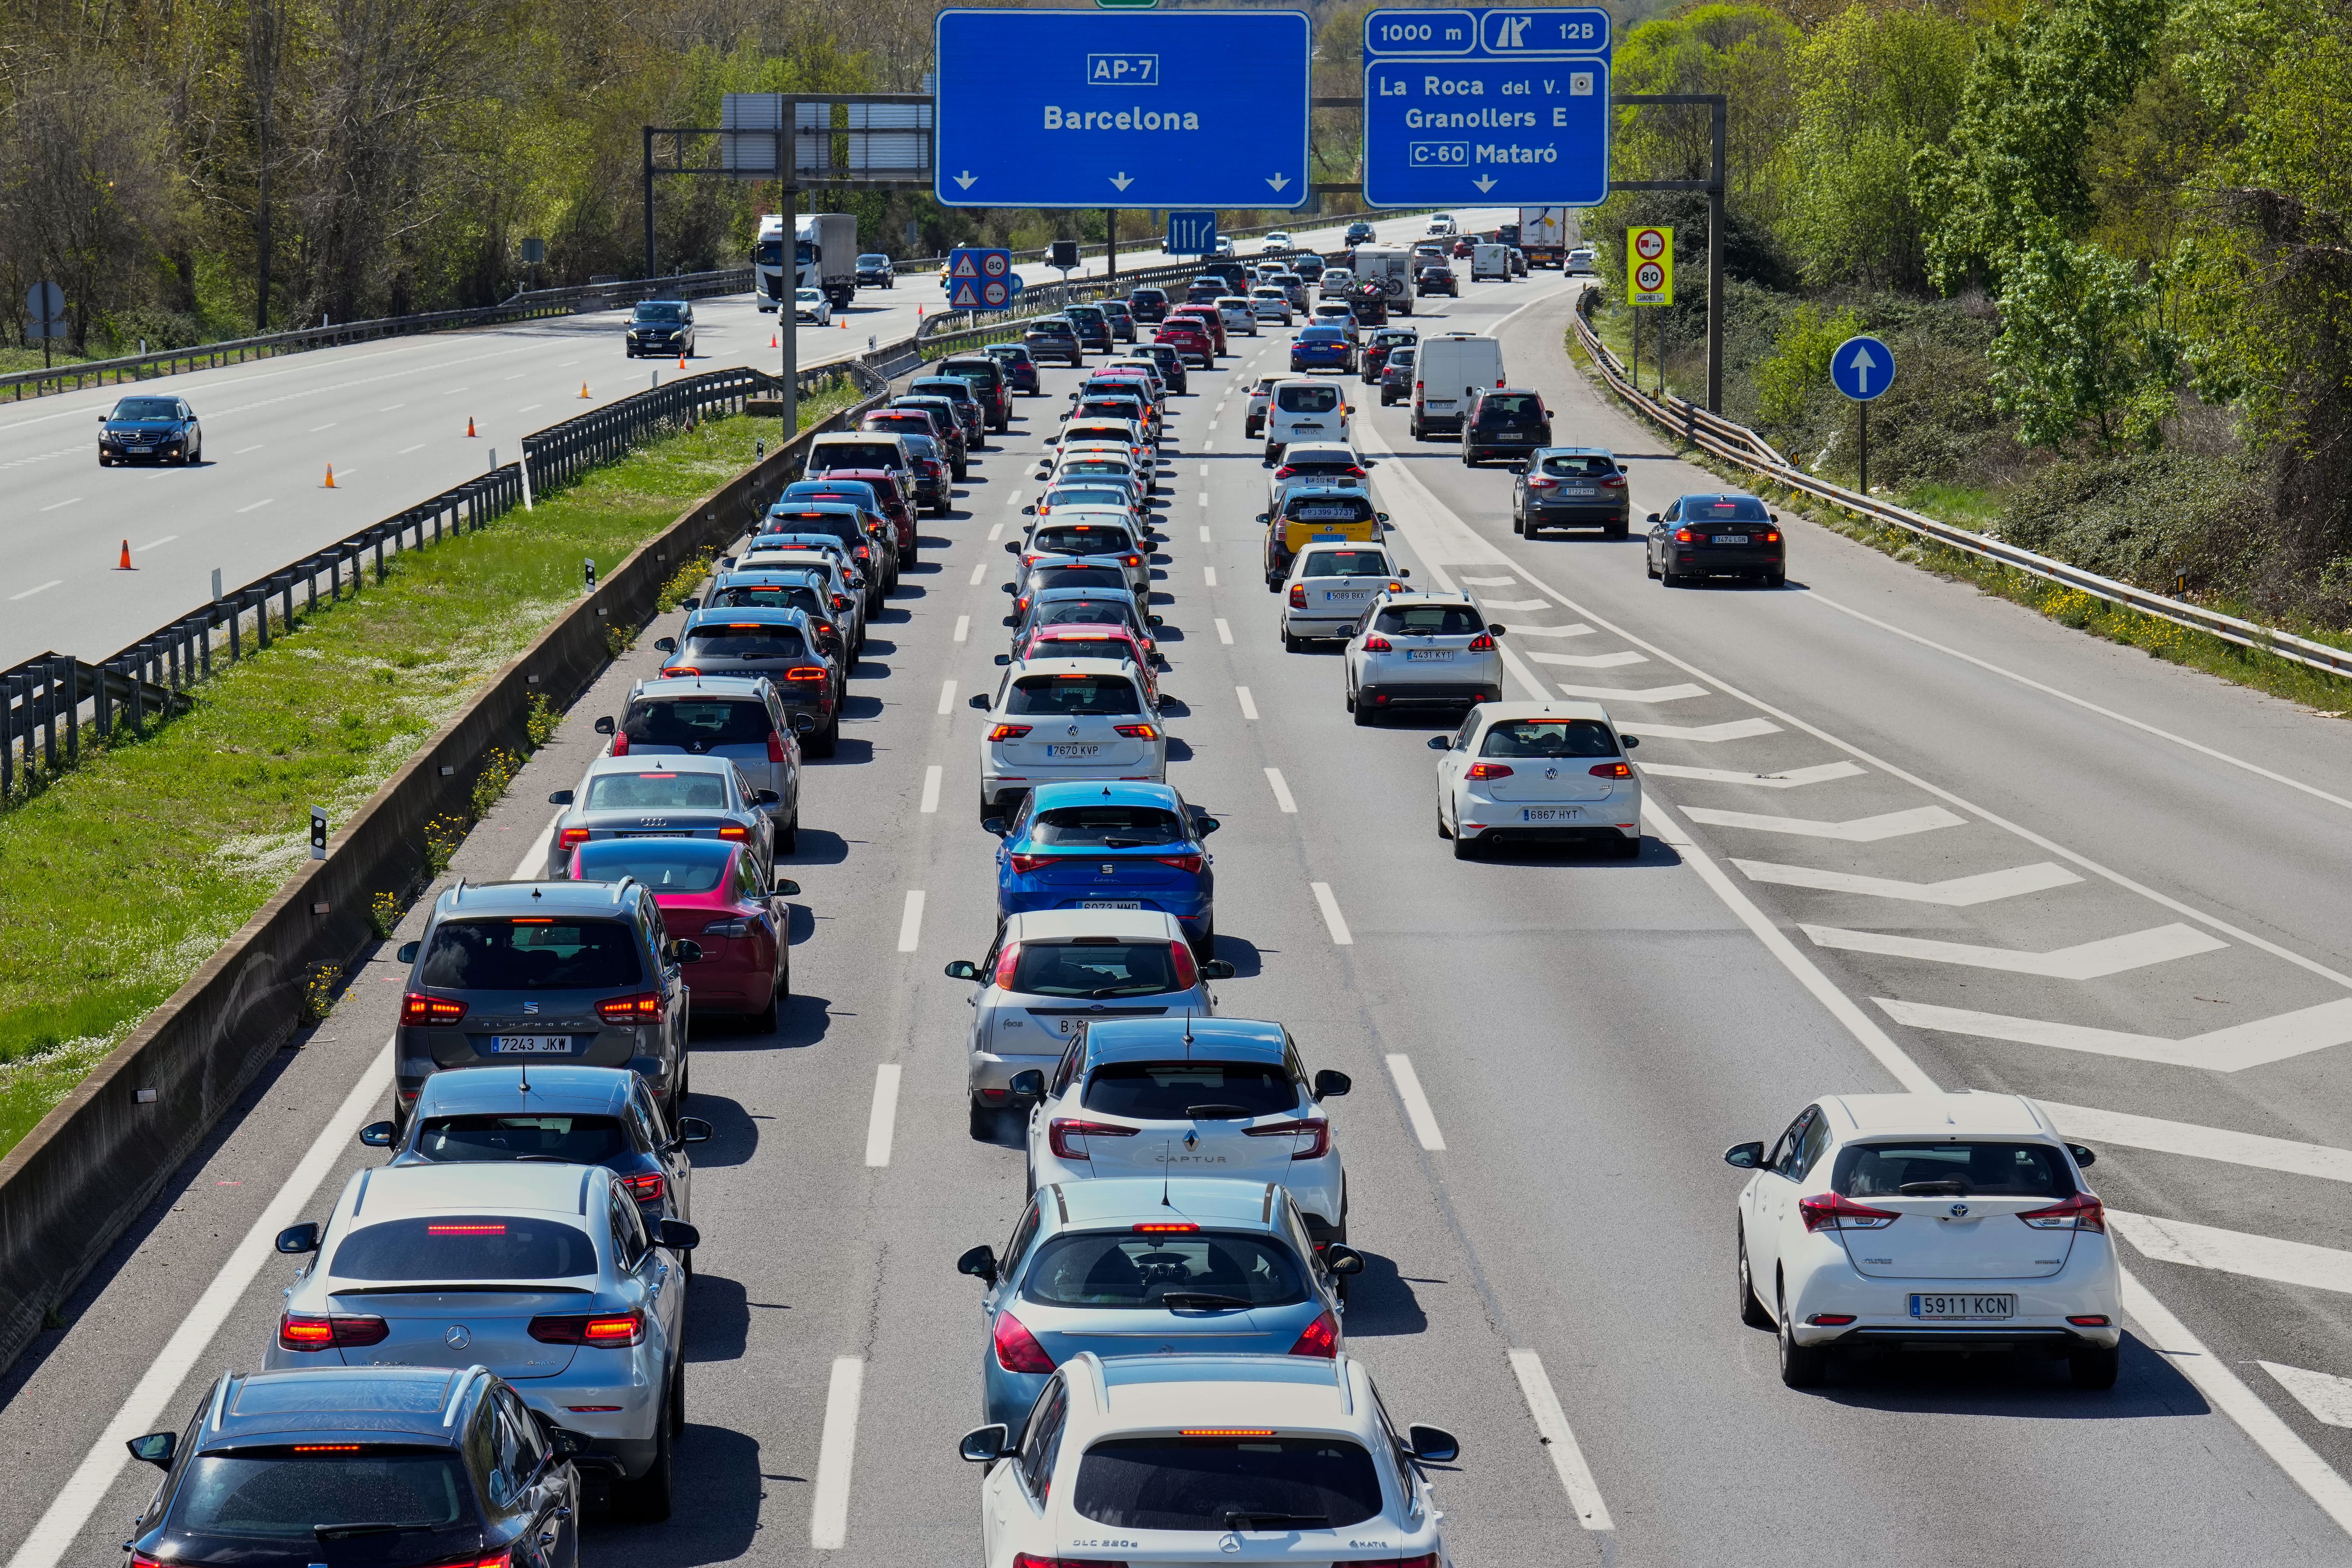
[0,382,858,1158]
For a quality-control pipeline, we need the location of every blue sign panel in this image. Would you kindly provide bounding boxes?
[945,248,1025,310]
[1166,211,1218,255]
[1829,334,1896,401]
[934,9,1311,209]
[1362,8,1610,208]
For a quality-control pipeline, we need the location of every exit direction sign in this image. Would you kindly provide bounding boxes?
[1361,7,1610,207]
[1166,211,1218,255]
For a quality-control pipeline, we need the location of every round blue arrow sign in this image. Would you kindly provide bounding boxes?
[1829,334,1896,402]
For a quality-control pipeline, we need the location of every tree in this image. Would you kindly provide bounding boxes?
[1988,226,2179,451]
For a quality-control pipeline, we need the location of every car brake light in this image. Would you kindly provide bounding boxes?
[717,824,748,841]
[1601,474,1628,488]
[2068,1314,2113,1327]
[529,1311,646,1346]
[1467,633,1494,650]
[618,1170,666,1203]
[1289,585,1307,607]
[1464,763,1512,780]
[1762,530,1782,543]
[1008,852,1057,874]
[767,730,788,762]
[1169,940,1199,988]
[1674,528,1696,543]
[1048,1117,1138,1160]
[596,991,662,1024]
[609,730,630,756]
[1526,477,1557,488]
[992,942,1023,988]
[1807,1313,1858,1326]
[993,1310,1057,1373]
[1244,1118,1331,1159]
[664,665,703,677]
[1363,635,1393,652]
[1132,1221,1200,1234]
[557,827,591,852]
[1151,853,1202,873]
[2018,1192,2106,1232]
[1287,1308,1339,1357]
[1275,464,1296,478]
[786,666,827,682]
[1591,761,1634,779]
[1797,1192,1902,1232]
[1114,724,1159,739]
[279,1312,389,1350]
[989,724,1033,742]
[401,992,466,1026]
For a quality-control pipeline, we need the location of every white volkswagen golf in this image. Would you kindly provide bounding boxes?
[1726,1091,2121,1389]
[1429,701,1642,859]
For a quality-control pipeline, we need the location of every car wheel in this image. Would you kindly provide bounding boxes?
[610,1405,674,1521]
[1451,827,1478,859]
[1436,804,1452,840]
[749,980,779,1036]
[1282,628,1302,653]
[776,811,798,856]
[811,713,840,758]
[1736,1230,1773,1328]
[668,1354,686,1437]
[1613,833,1642,860]
[969,1097,995,1141]
[1606,525,1628,541]
[1352,696,1376,727]
[1511,512,1525,536]
[2070,1344,2120,1390]
[1777,1288,1830,1387]
[1765,570,1787,588]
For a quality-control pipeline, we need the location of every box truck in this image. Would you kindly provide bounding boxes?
[1518,207,1571,269]
[755,212,859,311]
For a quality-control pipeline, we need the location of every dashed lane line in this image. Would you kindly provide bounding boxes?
[937,680,956,716]
[1507,1349,1614,1532]
[896,891,926,953]
[810,1356,867,1549]
[1204,566,1218,588]
[1264,766,1296,812]
[1384,1054,1445,1150]
[8,581,61,601]
[863,1065,903,1168]
[920,765,942,815]
[954,614,970,643]
[1311,881,1353,945]
[1236,686,1259,721]
[1216,619,1233,645]
[968,563,986,587]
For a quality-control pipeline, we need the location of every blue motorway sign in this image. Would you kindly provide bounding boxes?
[945,247,1025,310]
[1166,211,1218,255]
[1361,8,1610,208]
[1830,334,1896,401]
[933,9,1311,209]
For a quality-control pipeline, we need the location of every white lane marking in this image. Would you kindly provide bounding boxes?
[2044,1101,2352,1185]
[1236,686,1259,721]
[1216,618,1233,645]
[1617,718,1781,743]
[512,812,558,879]
[138,535,179,550]
[954,614,970,643]
[1200,525,1213,543]
[398,444,425,455]
[1385,1054,1445,1150]
[864,1064,903,1167]
[2,1043,393,1568]
[1457,574,1518,585]
[1810,920,2225,979]
[2114,1210,2352,1296]
[2265,1364,2352,1429]
[1208,422,1217,432]
[988,522,1005,541]
[1264,767,1296,812]
[2121,1270,2352,1536]
[1507,1349,1613,1532]
[1204,566,1218,587]
[897,890,926,952]
[1197,492,1209,507]
[233,444,264,454]
[938,680,956,715]
[308,422,337,431]
[1554,681,1711,703]
[378,404,405,412]
[1198,465,1209,478]
[38,496,80,512]
[1737,859,2081,905]
[810,1356,866,1549]
[1807,591,2352,816]
[1003,492,1023,511]
[968,563,986,586]
[504,373,524,381]
[235,498,275,514]
[1477,597,1549,609]
[9,580,62,601]
[1311,881,1353,945]
[1640,761,1865,789]
[517,403,542,414]
[1877,995,2352,1072]
[920,765,942,814]
[1685,804,1965,842]
[1528,649,1643,668]
[1504,622,1595,637]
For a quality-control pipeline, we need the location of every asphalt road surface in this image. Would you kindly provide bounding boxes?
[16,254,2352,1568]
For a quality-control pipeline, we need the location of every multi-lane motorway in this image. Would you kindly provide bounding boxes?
[12,249,2352,1567]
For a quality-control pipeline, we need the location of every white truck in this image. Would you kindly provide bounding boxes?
[1411,333,1506,440]
[1518,207,1571,269]
[1347,246,1416,317]
[755,212,859,311]
[1470,243,1511,282]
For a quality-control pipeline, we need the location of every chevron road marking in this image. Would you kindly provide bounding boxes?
[1810,921,2224,978]
[2042,1101,2352,1185]
[1527,649,1645,668]
[1616,718,1781,743]
[2263,1364,2352,1429]
[1478,597,1550,610]
[2111,1210,2352,1297]
[1555,682,1712,703]
[1687,805,1966,841]
[1640,761,1867,789]
[1457,574,1519,585]
[1503,622,1596,637]
[1878,996,2352,1070]
[1737,859,2081,905]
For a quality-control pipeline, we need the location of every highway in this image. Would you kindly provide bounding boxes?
[16,255,2352,1568]
[0,209,1512,672]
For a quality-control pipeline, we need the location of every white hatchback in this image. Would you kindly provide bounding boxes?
[1283,541,1406,647]
[1217,296,1260,336]
[1727,1091,2122,1389]
[976,657,1167,818]
[1430,700,1641,859]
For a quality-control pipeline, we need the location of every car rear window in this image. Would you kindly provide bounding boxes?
[1479,719,1618,758]
[1301,549,1390,578]
[1036,525,1132,555]
[1024,1231,1307,1309]
[1009,939,1184,999]
[1276,385,1342,413]
[1046,487,1132,510]
[1539,454,1615,477]
[680,623,808,661]
[1298,327,1345,342]
[1073,1437,1382,1530]
[1373,604,1482,636]
[863,414,934,438]
[569,839,734,891]
[419,919,643,989]
[1067,307,1105,322]
[1060,460,1131,478]
[1683,496,1771,521]
[621,698,771,747]
[1833,1142,2074,1199]
[1385,350,1416,368]
[1030,320,1075,335]
[1477,394,1543,422]
[1082,1060,1297,1120]
[1032,565,1128,593]
[913,379,974,401]
[581,771,731,810]
[329,1216,600,1281]
[1028,634,1135,663]
[415,1114,629,1163]
[1008,674,1142,716]
[709,581,826,616]
[1035,600,1134,630]
[1029,805,1186,846]
[1132,289,1167,303]
[177,1454,474,1538]
[810,441,902,471]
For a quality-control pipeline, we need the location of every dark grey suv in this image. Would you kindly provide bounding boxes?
[394,879,698,1123]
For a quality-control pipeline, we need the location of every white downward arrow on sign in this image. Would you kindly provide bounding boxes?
[1109,172,1134,191]
[1473,176,1497,192]
[954,171,977,190]
[1878,995,2352,1071]
[1809,920,2224,978]
[1845,342,1878,395]
[1268,174,1290,191]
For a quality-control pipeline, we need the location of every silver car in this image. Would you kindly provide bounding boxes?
[1343,591,1507,724]
[1318,267,1357,298]
[590,677,805,850]
[974,657,1167,819]
[267,1161,696,1521]
[545,753,777,879]
[1249,287,1295,326]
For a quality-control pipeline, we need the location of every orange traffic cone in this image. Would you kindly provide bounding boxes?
[579,381,591,399]
[839,316,847,329]
[116,539,134,571]
[770,334,779,348]
[466,416,477,437]
[323,464,336,489]
[677,354,686,369]
[916,304,924,318]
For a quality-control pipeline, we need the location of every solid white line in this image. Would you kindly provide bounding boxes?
[1310,881,1352,944]
[1504,622,1596,637]
[233,444,264,454]
[37,496,79,512]
[809,1356,866,1549]
[1507,1349,1613,1531]
[2115,1212,2352,1297]
[2,1043,393,1568]
[1528,649,1644,668]
[1264,767,1296,812]
[920,764,943,814]
[1216,618,1233,645]
[308,422,337,431]
[937,680,956,715]
[517,403,542,414]
[1554,681,1712,703]
[863,1064,903,1168]
[1878,995,2352,1072]
[378,404,405,412]
[398,444,425,455]
[235,498,275,514]
[897,890,925,952]
[2043,1101,2352,1185]
[968,563,986,587]
[954,614,970,643]
[8,580,62,601]
[1385,1054,1445,1150]
[138,535,178,551]
[1640,761,1865,789]
[1204,565,1218,587]
[1617,718,1781,743]
[1236,686,1259,721]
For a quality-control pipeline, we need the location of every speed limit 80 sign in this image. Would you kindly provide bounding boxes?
[1628,225,1673,306]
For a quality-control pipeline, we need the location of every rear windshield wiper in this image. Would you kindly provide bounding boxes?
[316,1521,433,1540]
[1224,1513,1329,1532]
[1159,1292,1253,1310]
[1898,1179,1970,1196]
[1186,1104,1254,1121]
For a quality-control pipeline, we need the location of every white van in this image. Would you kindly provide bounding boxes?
[1263,378,1352,462]
[1470,244,1511,282]
[1411,334,1505,440]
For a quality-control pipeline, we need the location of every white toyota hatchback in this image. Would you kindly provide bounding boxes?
[961,1352,1458,1568]
[1727,1091,2121,1389]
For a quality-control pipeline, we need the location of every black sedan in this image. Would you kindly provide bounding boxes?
[97,396,201,465]
[857,252,896,287]
[1416,263,1460,297]
[1647,492,1787,586]
[1513,446,1630,539]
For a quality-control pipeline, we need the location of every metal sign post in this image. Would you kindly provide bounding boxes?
[1829,334,1896,496]
[1359,8,1611,208]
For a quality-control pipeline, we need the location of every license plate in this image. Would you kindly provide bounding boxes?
[1300,506,1356,520]
[1294,422,1324,429]
[1047,743,1102,758]
[1494,428,1525,438]
[127,445,151,453]
[1406,650,1451,661]
[1716,534,1750,544]
[1325,589,1371,601]
[495,1036,572,1053]
[1566,486,1596,495]
[1081,899,1144,909]
[1521,807,1583,822]
[1909,1293,2015,1320]
[619,830,692,838]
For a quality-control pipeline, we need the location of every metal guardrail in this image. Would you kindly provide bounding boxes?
[1569,295,2352,684]
[3,269,754,404]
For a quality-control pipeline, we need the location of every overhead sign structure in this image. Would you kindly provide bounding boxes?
[1628,225,1672,305]
[1166,211,1218,255]
[945,247,1026,310]
[1361,8,1610,208]
[933,9,1311,209]
[1830,334,1896,401]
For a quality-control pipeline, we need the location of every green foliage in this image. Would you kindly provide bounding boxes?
[1999,449,2265,589]
[1755,302,1863,426]
[1989,228,2180,451]
[469,748,525,820]
[525,695,561,750]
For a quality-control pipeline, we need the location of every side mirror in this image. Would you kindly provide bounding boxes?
[1323,1245,1365,1276]
[126,1432,176,1470]
[668,939,704,963]
[1002,615,1017,627]
[1196,817,1220,835]
[1723,1141,1765,1169]
[960,1424,1013,1463]
[1646,513,1661,525]
[677,1117,713,1145]
[276,1222,321,1254]
[547,789,575,805]
[981,818,1009,838]
[753,788,782,806]
[1023,505,1037,516]
[945,960,980,980]
[397,941,421,964]
[1312,1069,1352,1099]
[1255,513,1271,524]
[971,693,993,709]
[1006,540,1021,554]
[1513,462,1530,474]
[1396,567,1411,578]
[1146,615,1163,628]
[1406,1425,1461,1465]
[594,716,615,735]
[1008,1069,1047,1100]
[1200,959,1236,980]
[1001,583,1015,594]
[1487,623,1506,637]
[1427,736,1449,751]
[1769,513,1780,524]
[993,654,1011,666]
[653,637,677,653]
[957,1244,999,1282]
[657,1218,701,1252]
[773,877,801,897]
[359,1121,396,1148]
[2068,1144,2098,1168]
[792,713,818,733]
[1621,735,1640,749]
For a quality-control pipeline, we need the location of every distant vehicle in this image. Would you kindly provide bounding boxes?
[795,287,833,326]
[1471,243,1511,281]
[1519,206,1572,268]
[1567,245,1597,274]
[1411,332,1506,440]
[856,252,896,287]
[624,299,694,358]
[96,395,201,466]
[1344,220,1377,245]
[1261,230,1294,252]
[1425,213,1458,236]
[1214,235,1235,255]
[1348,246,1416,315]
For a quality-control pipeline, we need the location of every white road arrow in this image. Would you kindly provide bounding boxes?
[1808,920,2223,977]
[1528,649,1645,668]
[1685,805,1964,841]
[954,171,977,190]
[1844,341,1879,395]
[1617,718,1781,743]
[1267,173,1290,192]
[1554,682,1712,703]
[1473,176,1498,192]
[1733,859,2082,905]
[1875,995,2352,1070]
[2263,1364,2352,1428]
[1640,762,1866,789]
[1109,172,1134,191]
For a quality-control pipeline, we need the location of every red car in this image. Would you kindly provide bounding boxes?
[1153,321,1215,368]
[811,468,916,561]
[1008,621,1160,706]
[567,838,797,1032]
[1167,305,1228,356]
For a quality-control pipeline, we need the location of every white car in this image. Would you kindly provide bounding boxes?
[1567,246,1597,274]
[1216,296,1259,336]
[1318,267,1357,298]
[1243,374,1281,439]
[1020,1015,1351,1247]
[1727,1091,2122,1389]
[977,657,1166,818]
[1214,236,1236,256]
[1283,541,1406,648]
[1343,591,1503,727]
[962,1352,1458,1568]
[1430,700,1641,859]
[795,288,832,326]
[1261,231,1294,251]
[1248,287,1295,326]
[1426,213,1457,236]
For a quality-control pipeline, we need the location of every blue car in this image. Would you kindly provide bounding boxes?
[992,781,1218,955]
[955,1177,1360,1429]
[1290,326,1354,374]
